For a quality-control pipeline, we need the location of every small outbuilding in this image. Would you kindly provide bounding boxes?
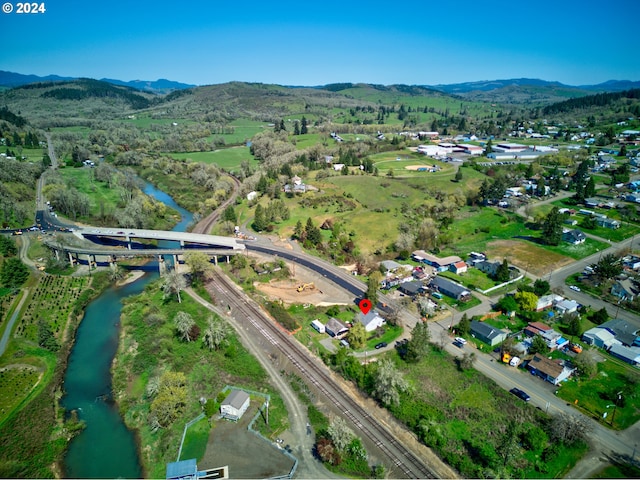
[220,389,250,422]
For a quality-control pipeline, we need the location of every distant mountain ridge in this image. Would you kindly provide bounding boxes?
[0,70,195,94]
[429,78,640,94]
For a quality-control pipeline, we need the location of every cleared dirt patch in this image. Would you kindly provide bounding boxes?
[201,404,295,478]
[486,239,573,276]
[255,278,351,306]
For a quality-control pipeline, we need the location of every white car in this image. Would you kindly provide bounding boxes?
[569,285,581,292]
[454,337,467,345]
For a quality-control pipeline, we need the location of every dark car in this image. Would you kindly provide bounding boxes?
[375,342,387,349]
[509,387,531,402]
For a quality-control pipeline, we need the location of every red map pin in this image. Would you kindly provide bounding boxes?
[358,299,372,315]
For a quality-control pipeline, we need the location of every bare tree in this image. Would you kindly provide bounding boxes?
[327,417,354,452]
[202,316,231,350]
[372,359,410,407]
[163,270,186,303]
[174,311,196,342]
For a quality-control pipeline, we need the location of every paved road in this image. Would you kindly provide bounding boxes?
[0,288,29,357]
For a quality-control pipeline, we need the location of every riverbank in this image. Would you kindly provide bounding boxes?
[0,272,113,478]
[117,270,146,287]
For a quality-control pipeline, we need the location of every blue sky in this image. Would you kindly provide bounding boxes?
[3,0,639,86]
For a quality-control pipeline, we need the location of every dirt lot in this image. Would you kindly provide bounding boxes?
[251,255,354,306]
[486,239,574,277]
[200,404,295,478]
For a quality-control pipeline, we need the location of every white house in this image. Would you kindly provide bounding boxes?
[356,311,385,332]
[220,389,250,421]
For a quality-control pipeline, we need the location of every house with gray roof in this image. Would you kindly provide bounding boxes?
[430,276,471,301]
[325,317,349,337]
[356,310,385,332]
[563,229,586,245]
[527,354,575,385]
[607,344,640,365]
[220,389,250,421]
[470,320,507,346]
[611,279,639,301]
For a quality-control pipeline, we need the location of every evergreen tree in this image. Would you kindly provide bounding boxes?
[293,220,304,240]
[279,119,286,132]
[456,314,470,336]
[304,217,322,244]
[293,121,300,135]
[495,258,510,282]
[252,204,267,231]
[454,169,463,182]
[542,206,563,246]
[585,177,596,197]
[301,116,308,134]
[223,205,237,224]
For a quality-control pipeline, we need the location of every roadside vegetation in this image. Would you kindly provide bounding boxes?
[112,279,288,478]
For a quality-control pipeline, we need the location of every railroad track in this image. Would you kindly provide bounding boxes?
[209,269,437,479]
[192,175,241,235]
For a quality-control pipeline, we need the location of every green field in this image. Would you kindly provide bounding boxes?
[557,354,640,430]
[170,147,258,171]
[57,167,122,217]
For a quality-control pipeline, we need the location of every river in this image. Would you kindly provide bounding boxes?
[61,182,193,478]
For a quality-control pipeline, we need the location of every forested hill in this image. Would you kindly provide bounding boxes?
[543,88,640,115]
[15,78,152,109]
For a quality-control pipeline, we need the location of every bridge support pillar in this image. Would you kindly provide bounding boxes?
[226,255,230,263]
[127,240,132,250]
[180,240,185,247]
[173,255,179,271]
[213,256,218,266]
[158,256,166,276]
[54,249,60,260]
[68,252,74,265]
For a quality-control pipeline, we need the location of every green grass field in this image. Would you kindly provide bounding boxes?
[557,355,640,430]
[57,167,122,217]
[169,147,258,171]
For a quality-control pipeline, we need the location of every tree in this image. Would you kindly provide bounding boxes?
[150,371,188,428]
[495,258,510,282]
[533,279,550,296]
[0,236,17,256]
[496,295,518,314]
[347,322,367,350]
[405,322,431,363]
[594,253,622,280]
[316,437,341,465]
[293,121,300,135]
[301,116,308,134]
[573,351,597,379]
[515,290,538,311]
[0,257,29,288]
[162,269,186,303]
[203,316,231,350]
[589,307,609,325]
[457,352,476,371]
[327,417,354,452]
[184,251,214,285]
[252,204,267,231]
[585,176,596,197]
[37,318,59,351]
[371,359,410,407]
[542,206,563,246]
[456,314,470,336]
[529,334,548,355]
[293,219,304,240]
[454,168,463,182]
[366,271,382,307]
[566,314,582,337]
[304,217,322,245]
[174,311,196,342]
[549,413,591,445]
[222,205,237,224]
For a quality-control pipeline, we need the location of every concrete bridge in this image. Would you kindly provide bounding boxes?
[74,227,245,250]
[46,227,245,273]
